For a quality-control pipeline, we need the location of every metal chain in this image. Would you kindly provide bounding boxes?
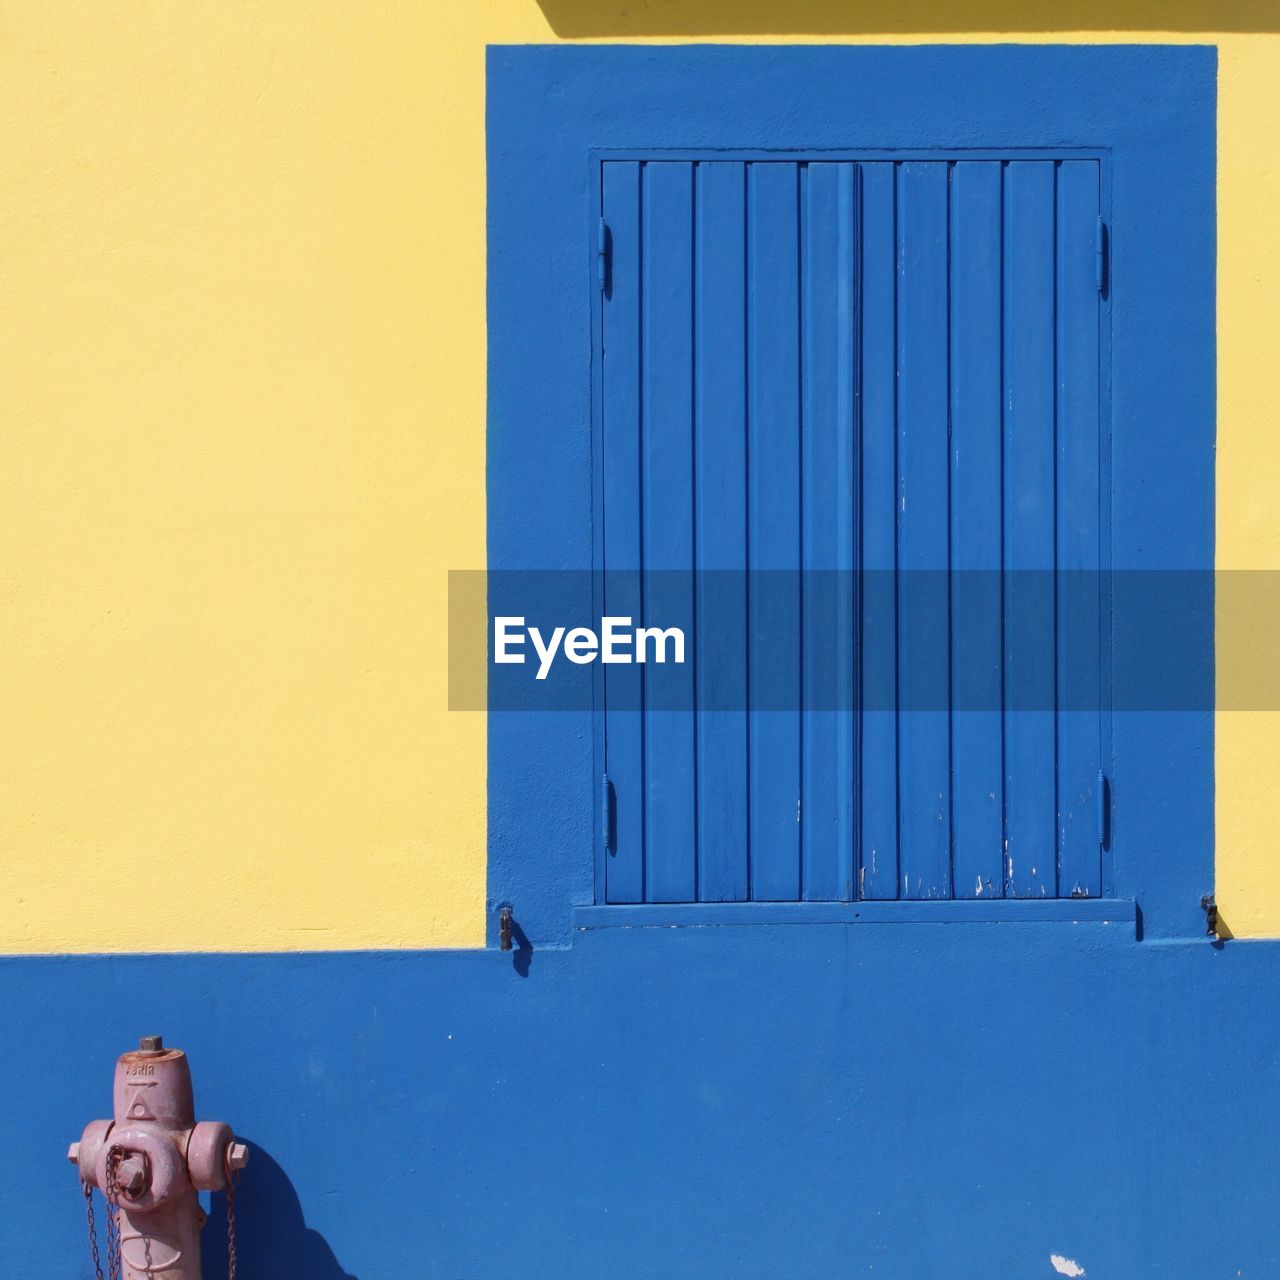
[103,1147,124,1280]
[82,1180,105,1280]
[224,1146,240,1280]
[83,1149,124,1280]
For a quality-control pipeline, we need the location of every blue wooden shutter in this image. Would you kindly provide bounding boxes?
[600,158,1103,905]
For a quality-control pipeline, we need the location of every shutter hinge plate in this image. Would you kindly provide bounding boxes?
[601,773,614,852]
[1097,770,1110,848]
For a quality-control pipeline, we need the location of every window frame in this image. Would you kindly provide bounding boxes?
[485,45,1216,946]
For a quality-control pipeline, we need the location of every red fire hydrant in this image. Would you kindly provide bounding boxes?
[68,1035,248,1279]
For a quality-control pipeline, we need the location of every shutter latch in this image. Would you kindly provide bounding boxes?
[1201,894,1218,938]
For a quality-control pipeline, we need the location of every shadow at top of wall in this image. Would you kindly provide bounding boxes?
[202,1141,357,1280]
[535,0,1276,36]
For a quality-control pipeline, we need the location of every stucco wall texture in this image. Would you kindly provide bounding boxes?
[1,4,1277,951]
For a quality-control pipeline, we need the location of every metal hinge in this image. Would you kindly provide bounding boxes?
[601,773,614,852]
[1096,770,1109,848]
[1096,217,1107,294]
[597,218,609,291]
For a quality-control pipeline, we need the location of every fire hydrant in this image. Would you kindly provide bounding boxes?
[68,1035,248,1279]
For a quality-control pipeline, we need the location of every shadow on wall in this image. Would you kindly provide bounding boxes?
[202,1142,357,1280]
[509,912,535,978]
[534,0,1278,35]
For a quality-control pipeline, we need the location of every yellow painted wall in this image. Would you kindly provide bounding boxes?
[1,3,1276,951]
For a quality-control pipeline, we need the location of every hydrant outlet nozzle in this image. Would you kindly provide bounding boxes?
[118,1154,149,1196]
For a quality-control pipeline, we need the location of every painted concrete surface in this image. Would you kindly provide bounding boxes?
[0,10,1275,1271]
[9,926,1279,1278]
[3,7,1280,953]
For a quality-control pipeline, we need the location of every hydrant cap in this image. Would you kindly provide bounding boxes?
[138,1035,164,1054]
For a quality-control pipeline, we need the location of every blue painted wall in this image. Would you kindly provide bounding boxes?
[8,927,1280,1277]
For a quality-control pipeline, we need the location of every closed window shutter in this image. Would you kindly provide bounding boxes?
[600,158,1103,905]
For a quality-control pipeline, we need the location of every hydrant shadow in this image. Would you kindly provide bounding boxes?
[201,1140,357,1279]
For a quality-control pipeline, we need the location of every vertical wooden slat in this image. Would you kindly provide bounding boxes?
[748,162,802,900]
[642,162,697,902]
[800,162,856,901]
[1004,161,1058,898]
[1056,160,1103,897]
[896,162,952,900]
[858,162,899,900]
[950,162,1005,899]
[695,162,750,902]
[602,162,645,903]
[839,164,859,902]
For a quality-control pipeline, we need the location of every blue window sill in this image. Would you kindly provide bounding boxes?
[573,899,1137,930]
